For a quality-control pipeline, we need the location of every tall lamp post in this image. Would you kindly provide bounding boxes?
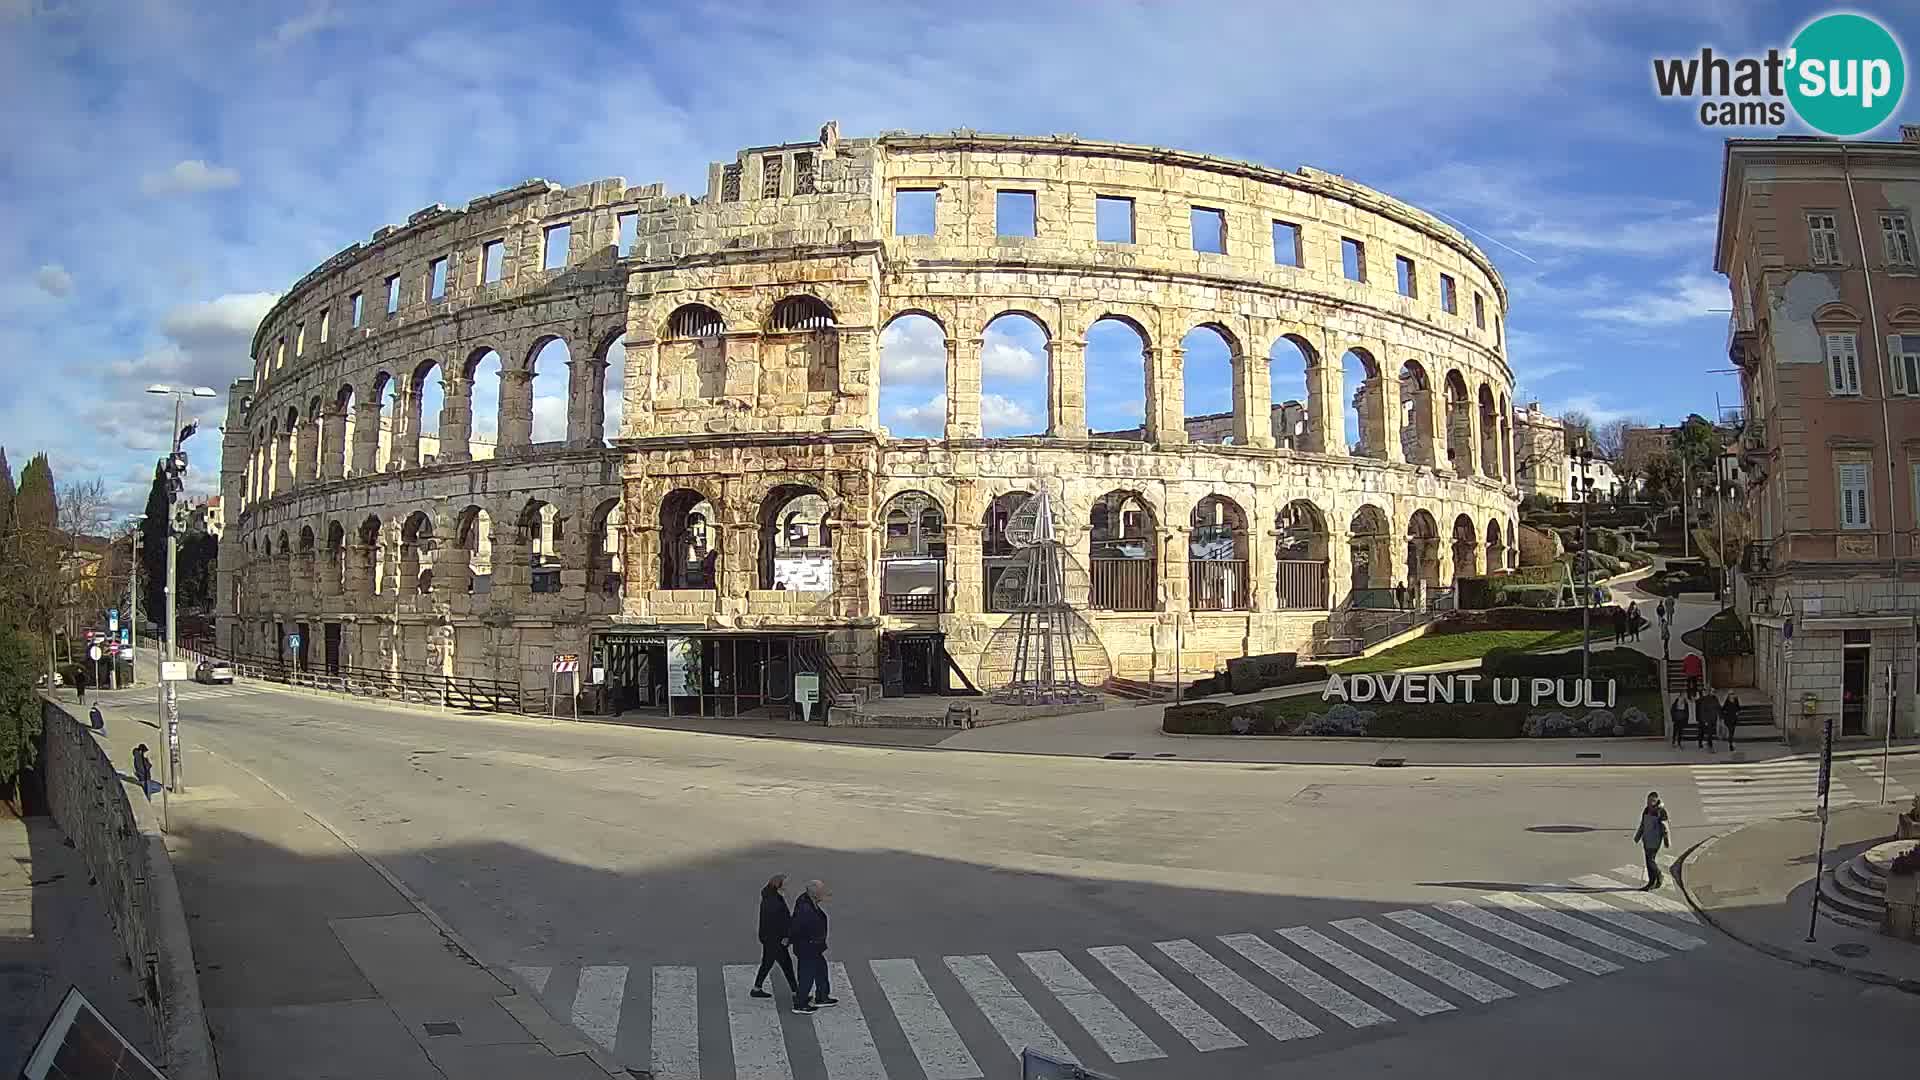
[146,384,217,813]
[1573,439,1597,688]
[124,514,145,689]
[1716,449,1738,609]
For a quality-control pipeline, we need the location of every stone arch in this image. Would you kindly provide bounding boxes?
[453,505,493,594]
[664,302,726,339]
[526,335,570,444]
[409,357,444,466]
[980,311,1048,437]
[759,484,832,590]
[358,513,386,597]
[1182,322,1241,444]
[401,510,437,594]
[463,346,504,453]
[879,311,948,438]
[1268,333,1319,451]
[298,524,316,552]
[1498,392,1513,482]
[1189,494,1249,611]
[661,304,728,400]
[517,498,562,593]
[764,295,839,396]
[982,489,1033,614]
[1486,517,1505,574]
[1089,488,1157,611]
[1342,347,1387,459]
[1452,512,1480,582]
[1275,499,1331,609]
[597,332,627,446]
[368,371,395,473]
[325,519,346,593]
[880,490,947,614]
[1348,504,1391,596]
[1477,383,1499,479]
[1086,316,1149,440]
[588,496,626,598]
[1407,508,1442,589]
[1443,369,1472,478]
[660,488,719,589]
[1398,359,1436,466]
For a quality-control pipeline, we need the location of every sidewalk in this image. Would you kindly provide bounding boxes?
[87,692,618,1079]
[1681,803,1920,992]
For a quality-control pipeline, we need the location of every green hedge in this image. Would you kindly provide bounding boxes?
[1483,646,1658,690]
[1162,692,1660,738]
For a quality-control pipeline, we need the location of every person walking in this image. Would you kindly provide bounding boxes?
[1669,695,1688,748]
[750,874,799,1000]
[132,743,153,798]
[1722,691,1741,750]
[1629,601,1644,641]
[73,664,88,705]
[790,879,836,1013]
[1394,582,1408,610]
[1682,651,1704,698]
[1611,606,1625,645]
[1632,792,1671,889]
[1695,691,1719,751]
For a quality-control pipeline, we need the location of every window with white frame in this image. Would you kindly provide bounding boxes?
[1881,212,1916,268]
[1837,459,1870,529]
[1892,333,1920,396]
[1825,332,1861,395]
[1808,213,1843,265]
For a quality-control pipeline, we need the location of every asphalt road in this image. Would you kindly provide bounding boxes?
[106,679,1920,1079]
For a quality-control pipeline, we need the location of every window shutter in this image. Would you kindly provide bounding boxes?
[1844,336,1861,394]
[1890,334,1908,396]
[1839,462,1870,528]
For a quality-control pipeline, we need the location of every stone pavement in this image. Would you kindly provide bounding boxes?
[1680,803,1920,992]
[86,691,620,1079]
[0,811,156,1075]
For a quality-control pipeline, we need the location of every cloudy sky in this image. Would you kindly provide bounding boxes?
[0,0,1870,515]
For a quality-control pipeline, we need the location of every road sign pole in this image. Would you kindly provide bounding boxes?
[1807,715,1835,942]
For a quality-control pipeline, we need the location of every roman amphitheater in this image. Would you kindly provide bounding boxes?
[215,123,1519,718]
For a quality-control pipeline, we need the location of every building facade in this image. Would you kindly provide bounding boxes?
[1718,131,1920,742]
[1513,403,1566,501]
[217,125,1518,716]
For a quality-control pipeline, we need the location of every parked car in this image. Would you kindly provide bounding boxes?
[194,660,234,685]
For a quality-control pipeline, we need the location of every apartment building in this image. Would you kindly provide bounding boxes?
[1717,130,1920,743]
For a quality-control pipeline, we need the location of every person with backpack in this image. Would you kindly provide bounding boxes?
[749,874,799,1000]
[1632,792,1671,889]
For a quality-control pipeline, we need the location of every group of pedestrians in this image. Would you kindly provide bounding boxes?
[1668,688,1742,750]
[753,875,837,1012]
[1609,602,1647,644]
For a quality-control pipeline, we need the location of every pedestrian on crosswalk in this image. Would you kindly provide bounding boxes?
[790,879,837,1013]
[1632,792,1670,889]
[1694,693,1719,751]
[1721,692,1740,750]
[750,874,799,1001]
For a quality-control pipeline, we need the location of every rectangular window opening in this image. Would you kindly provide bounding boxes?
[350,292,363,327]
[1341,237,1367,282]
[894,189,936,236]
[1191,207,1226,254]
[996,190,1037,238]
[1272,220,1300,267]
[1440,273,1458,313]
[385,275,400,314]
[295,321,306,355]
[1395,255,1417,298]
[1097,196,1135,243]
[1825,332,1861,395]
[1881,211,1916,267]
[761,156,784,199]
[793,152,816,195]
[1838,459,1871,529]
[318,309,330,343]
[1809,213,1842,266]
[542,223,571,271]
[1896,333,1920,395]
[482,240,505,284]
[1474,291,1487,330]
[428,256,449,300]
[616,214,637,257]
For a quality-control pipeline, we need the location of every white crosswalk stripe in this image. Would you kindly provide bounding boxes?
[1329,918,1514,1004]
[945,954,1076,1064]
[1689,759,1891,825]
[516,861,1710,1075]
[1086,945,1244,1052]
[1019,950,1164,1063]
[723,964,795,1080]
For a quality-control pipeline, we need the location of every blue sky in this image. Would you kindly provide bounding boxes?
[0,0,1895,515]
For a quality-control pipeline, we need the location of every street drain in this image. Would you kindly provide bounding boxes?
[422,1021,462,1037]
[1575,752,1602,759]
[1153,752,1176,758]
[1102,751,1136,760]
[1832,943,1871,958]
[1373,757,1406,768]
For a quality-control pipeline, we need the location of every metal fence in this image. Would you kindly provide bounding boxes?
[1090,558,1156,611]
[178,641,529,713]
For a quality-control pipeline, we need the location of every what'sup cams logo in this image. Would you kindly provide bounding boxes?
[1654,12,1906,136]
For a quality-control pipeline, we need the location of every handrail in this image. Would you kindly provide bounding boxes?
[178,638,527,712]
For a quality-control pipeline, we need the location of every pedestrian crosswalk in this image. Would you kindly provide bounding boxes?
[1691,756,1915,825]
[92,681,279,703]
[507,860,1703,1078]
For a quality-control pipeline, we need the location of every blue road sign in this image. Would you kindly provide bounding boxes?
[288,633,302,651]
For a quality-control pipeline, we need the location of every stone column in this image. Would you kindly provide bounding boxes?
[1326,525,1353,607]
[1162,522,1190,614]
[276,552,293,608]
[352,402,382,475]
[946,337,981,439]
[1407,388,1439,467]
[568,357,608,449]
[438,375,472,463]
[558,506,589,603]
[949,486,983,614]
[1308,358,1341,454]
[391,387,420,469]
[1385,523,1410,593]
[275,430,295,492]
[1357,376,1389,459]
[297,418,321,485]
[298,551,318,605]
[1238,350,1274,449]
[325,546,345,598]
[1449,401,1476,477]
[1377,369,1403,463]
[1047,340,1087,439]
[497,369,534,449]
[321,407,349,481]
[1147,347,1187,445]
[492,515,530,604]
[344,543,370,599]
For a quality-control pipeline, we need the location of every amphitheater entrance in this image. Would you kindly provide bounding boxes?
[881,631,947,697]
[593,630,833,720]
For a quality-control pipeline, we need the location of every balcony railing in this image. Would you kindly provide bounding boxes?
[1090,557,1156,611]
[882,591,941,614]
[1189,559,1249,612]
[1275,559,1330,610]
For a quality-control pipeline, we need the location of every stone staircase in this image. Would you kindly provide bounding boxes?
[1817,839,1918,929]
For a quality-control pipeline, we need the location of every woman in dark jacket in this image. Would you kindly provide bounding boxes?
[750,874,798,999]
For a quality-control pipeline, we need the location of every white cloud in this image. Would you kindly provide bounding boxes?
[982,393,1039,435]
[34,263,72,297]
[981,339,1042,380]
[531,393,568,443]
[879,316,947,384]
[264,3,343,50]
[887,392,947,436]
[1579,274,1727,326]
[140,159,241,196]
[160,291,278,351]
[1542,393,1635,426]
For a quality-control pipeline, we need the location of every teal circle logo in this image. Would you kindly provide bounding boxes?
[1787,13,1905,136]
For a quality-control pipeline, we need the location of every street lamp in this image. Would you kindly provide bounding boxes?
[144,384,216,807]
[123,514,145,690]
[1715,449,1738,609]
[1573,438,1597,689]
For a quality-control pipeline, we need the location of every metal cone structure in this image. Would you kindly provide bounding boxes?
[988,486,1105,705]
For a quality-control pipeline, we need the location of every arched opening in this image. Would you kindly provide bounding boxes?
[589,497,625,597]
[663,303,726,400]
[1452,513,1480,582]
[1182,324,1237,444]
[454,506,493,594]
[659,489,718,589]
[981,312,1047,437]
[1498,393,1513,482]
[880,491,946,613]
[519,500,560,593]
[1407,509,1442,592]
[325,521,346,593]
[530,337,570,444]
[412,359,443,465]
[298,525,316,554]
[1477,384,1499,479]
[1086,317,1147,439]
[1089,490,1157,611]
[464,348,503,459]
[303,396,323,483]
[767,296,838,394]
[601,334,626,445]
[1188,495,1248,611]
[759,486,832,590]
[1348,505,1391,601]
[1486,518,1505,574]
[1444,371,1472,478]
[983,491,1032,614]
[1268,334,1317,451]
[370,373,394,473]
[401,511,436,594]
[1398,360,1435,465]
[1343,348,1386,458]
[358,515,385,597]
[1275,500,1330,609]
[878,312,947,438]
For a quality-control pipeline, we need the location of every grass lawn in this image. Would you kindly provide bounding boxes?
[1330,628,1589,674]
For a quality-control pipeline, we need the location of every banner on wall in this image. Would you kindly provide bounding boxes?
[666,636,700,697]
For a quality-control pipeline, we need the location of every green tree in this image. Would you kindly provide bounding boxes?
[179,532,219,611]
[14,453,54,531]
[1668,414,1718,476]
[0,447,14,531]
[0,626,42,802]
[140,459,168,621]
[1643,449,1683,509]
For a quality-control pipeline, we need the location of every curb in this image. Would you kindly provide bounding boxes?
[1676,824,1920,996]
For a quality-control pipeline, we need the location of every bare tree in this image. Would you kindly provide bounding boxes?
[1559,409,1594,452]
[1595,417,1634,461]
